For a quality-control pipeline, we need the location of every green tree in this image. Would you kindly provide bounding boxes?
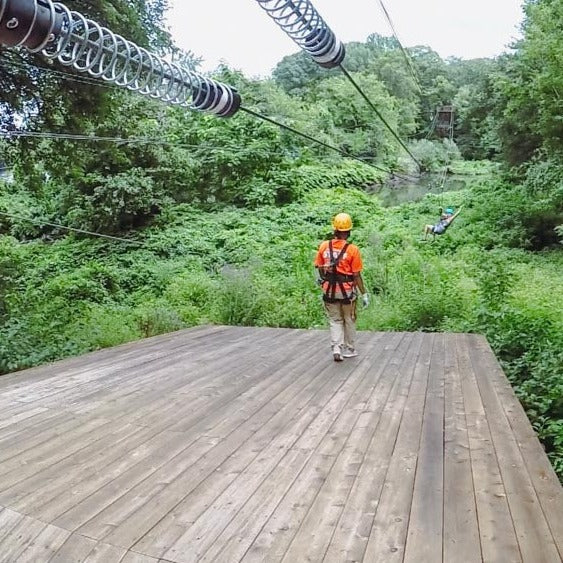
[494,0,562,165]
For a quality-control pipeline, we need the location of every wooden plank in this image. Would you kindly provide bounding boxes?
[0,411,78,456]
[0,325,222,389]
[52,330,320,534]
[456,333,522,563]
[32,338,301,523]
[282,333,421,563]
[241,333,406,562]
[1,326,559,562]
[163,333,389,562]
[0,415,125,487]
[130,335,349,559]
[473,336,563,560]
[14,523,71,563]
[403,332,444,563]
[0,327,251,429]
[0,508,25,548]
[48,533,98,562]
[0,514,46,563]
[83,541,127,562]
[200,448,313,563]
[345,332,432,563]
[9,330,301,519]
[163,329,308,433]
[31,429,208,523]
[4,330,297,511]
[0,406,49,431]
[442,333,481,562]
[0,409,72,446]
[79,332,332,549]
[12,325,204,382]
[67,326,292,423]
[2,422,155,510]
[119,552,161,563]
[8,326,261,410]
[469,335,561,563]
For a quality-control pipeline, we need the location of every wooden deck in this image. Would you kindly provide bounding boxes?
[0,326,561,563]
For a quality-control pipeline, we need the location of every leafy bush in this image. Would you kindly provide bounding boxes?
[464,159,563,250]
[135,302,185,338]
[67,305,141,349]
[409,139,461,172]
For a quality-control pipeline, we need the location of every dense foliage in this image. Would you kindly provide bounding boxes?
[0,0,561,478]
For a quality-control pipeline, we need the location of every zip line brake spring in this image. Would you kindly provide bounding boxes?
[254,0,345,68]
[0,0,241,116]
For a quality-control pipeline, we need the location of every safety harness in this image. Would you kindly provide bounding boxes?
[432,219,450,235]
[321,241,356,304]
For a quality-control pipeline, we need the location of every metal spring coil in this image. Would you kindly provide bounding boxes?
[254,0,345,68]
[0,0,240,116]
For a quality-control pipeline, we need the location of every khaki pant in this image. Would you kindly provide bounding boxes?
[324,300,357,354]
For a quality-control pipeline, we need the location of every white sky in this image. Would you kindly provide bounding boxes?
[166,1,525,77]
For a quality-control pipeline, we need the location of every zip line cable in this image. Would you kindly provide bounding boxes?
[0,0,418,182]
[252,1,421,170]
[240,106,418,181]
[0,130,284,156]
[376,0,422,93]
[1,125,417,181]
[1,51,416,179]
[338,65,421,169]
[0,210,145,247]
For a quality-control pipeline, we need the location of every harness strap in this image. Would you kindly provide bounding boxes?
[325,241,353,301]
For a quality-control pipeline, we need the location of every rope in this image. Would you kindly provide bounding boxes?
[1,124,417,181]
[2,131,175,145]
[436,109,457,207]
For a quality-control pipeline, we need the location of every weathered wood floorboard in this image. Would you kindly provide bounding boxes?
[0,326,561,563]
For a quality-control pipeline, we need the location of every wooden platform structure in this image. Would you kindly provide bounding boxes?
[0,326,561,563]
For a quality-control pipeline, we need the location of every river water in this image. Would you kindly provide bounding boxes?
[372,173,469,207]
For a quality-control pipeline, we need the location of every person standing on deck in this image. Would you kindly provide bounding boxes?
[314,213,369,362]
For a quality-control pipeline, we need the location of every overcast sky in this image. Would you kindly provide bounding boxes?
[166,1,525,77]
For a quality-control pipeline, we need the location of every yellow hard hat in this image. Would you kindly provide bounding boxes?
[332,212,353,231]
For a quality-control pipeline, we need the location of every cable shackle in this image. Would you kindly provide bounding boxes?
[254,0,345,68]
[0,0,241,117]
